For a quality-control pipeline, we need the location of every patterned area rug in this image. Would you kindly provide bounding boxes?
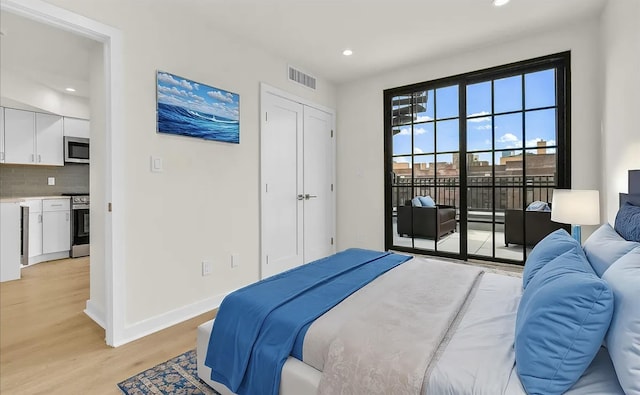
[117,350,220,395]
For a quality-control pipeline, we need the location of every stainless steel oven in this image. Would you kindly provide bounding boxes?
[63,194,90,257]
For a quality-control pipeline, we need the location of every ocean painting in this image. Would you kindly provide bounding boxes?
[156,71,239,143]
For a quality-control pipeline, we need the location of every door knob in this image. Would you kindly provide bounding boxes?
[304,194,318,200]
[297,194,305,201]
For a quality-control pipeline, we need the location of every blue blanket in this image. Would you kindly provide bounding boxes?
[205,248,412,395]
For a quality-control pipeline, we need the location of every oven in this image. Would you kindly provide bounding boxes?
[63,194,90,257]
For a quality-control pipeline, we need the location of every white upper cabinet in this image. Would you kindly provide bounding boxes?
[4,108,36,165]
[0,107,5,163]
[63,117,90,138]
[3,108,64,166]
[36,113,64,165]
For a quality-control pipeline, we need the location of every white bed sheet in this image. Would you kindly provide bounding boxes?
[196,259,624,395]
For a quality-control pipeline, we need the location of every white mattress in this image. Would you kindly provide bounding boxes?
[196,260,624,395]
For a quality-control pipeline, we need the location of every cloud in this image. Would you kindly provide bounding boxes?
[525,138,556,147]
[468,111,491,123]
[158,72,193,91]
[394,157,410,163]
[476,124,492,130]
[188,91,205,102]
[497,133,519,143]
[414,147,424,154]
[193,83,200,90]
[414,127,428,135]
[180,79,194,90]
[158,85,188,97]
[207,90,234,103]
[158,72,180,86]
[415,115,433,122]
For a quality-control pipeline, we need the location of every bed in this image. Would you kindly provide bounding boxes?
[196,171,640,395]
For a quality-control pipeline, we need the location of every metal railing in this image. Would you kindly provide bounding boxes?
[392,175,556,213]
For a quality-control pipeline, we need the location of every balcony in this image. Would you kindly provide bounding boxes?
[390,175,556,262]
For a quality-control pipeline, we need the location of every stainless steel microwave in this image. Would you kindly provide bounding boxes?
[64,136,90,164]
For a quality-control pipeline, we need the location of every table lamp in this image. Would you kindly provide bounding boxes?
[551,189,600,243]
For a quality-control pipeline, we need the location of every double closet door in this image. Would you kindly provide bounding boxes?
[260,87,335,279]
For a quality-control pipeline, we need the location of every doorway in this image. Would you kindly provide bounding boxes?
[2,0,124,345]
[260,84,336,278]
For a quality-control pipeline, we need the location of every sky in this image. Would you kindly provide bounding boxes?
[393,68,557,166]
[157,71,240,121]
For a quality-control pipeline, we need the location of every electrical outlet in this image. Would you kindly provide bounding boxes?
[201,261,213,276]
[231,253,240,268]
[48,177,55,186]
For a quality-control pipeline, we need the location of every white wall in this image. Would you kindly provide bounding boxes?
[336,18,603,250]
[42,0,337,336]
[0,68,90,118]
[600,0,640,223]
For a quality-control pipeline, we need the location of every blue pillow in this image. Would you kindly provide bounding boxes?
[522,229,579,289]
[418,196,435,207]
[602,247,640,395]
[526,200,551,212]
[411,197,422,207]
[614,202,640,242]
[515,248,614,395]
[583,223,639,277]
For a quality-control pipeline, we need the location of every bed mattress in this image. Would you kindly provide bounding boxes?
[196,257,624,394]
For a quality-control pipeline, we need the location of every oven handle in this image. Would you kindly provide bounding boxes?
[72,204,90,210]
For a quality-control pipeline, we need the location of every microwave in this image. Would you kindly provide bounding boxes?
[64,137,90,164]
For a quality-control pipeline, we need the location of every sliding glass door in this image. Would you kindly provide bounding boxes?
[384,52,570,264]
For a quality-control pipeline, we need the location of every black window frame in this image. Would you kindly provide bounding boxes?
[384,51,571,264]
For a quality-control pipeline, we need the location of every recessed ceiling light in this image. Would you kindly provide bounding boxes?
[342,49,353,56]
[493,0,510,6]
[65,87,76,92]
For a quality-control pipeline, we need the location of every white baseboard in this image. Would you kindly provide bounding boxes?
[113,290,232,347]
[84,299,106,329]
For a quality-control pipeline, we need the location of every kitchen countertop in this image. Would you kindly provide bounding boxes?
[0,196,71,203]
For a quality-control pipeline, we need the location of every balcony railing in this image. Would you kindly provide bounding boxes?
[392,175,556,215]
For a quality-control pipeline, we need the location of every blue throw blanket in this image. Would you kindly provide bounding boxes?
[205,248,412,395]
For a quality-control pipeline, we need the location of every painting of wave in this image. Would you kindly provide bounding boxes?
[156,71,239,143]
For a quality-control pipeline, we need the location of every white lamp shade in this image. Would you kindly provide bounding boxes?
[551,189,600,225]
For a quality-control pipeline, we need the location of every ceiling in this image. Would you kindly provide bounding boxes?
[0,0,607,100]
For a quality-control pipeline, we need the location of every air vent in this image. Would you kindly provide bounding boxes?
[288,65,316,90]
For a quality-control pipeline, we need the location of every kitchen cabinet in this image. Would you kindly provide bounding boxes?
[63,117,90,138]
[42,199,71,254]
[0,201,21,282]
[0,107,5,163]
[24,199,43,258]
[23,198,70,265]
[3,108,64,166]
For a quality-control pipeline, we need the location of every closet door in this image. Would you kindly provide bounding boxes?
[261,88,336,279]
[303,106,335,263]
[261,93,305,278]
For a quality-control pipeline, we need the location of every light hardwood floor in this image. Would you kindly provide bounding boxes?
[0,257,216,395]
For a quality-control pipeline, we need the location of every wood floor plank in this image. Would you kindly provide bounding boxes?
[0,257,215,395]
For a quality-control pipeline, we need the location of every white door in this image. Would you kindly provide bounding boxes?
[261,88,335,279]
[303,106,335,263]
[261,93,305,278]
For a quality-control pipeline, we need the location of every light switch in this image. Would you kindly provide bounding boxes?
[150,156,163,172]
[48,177,55,186]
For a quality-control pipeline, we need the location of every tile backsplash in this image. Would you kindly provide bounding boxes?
[0,163,89,198]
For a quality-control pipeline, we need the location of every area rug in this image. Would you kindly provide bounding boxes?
[117,350,220,395]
